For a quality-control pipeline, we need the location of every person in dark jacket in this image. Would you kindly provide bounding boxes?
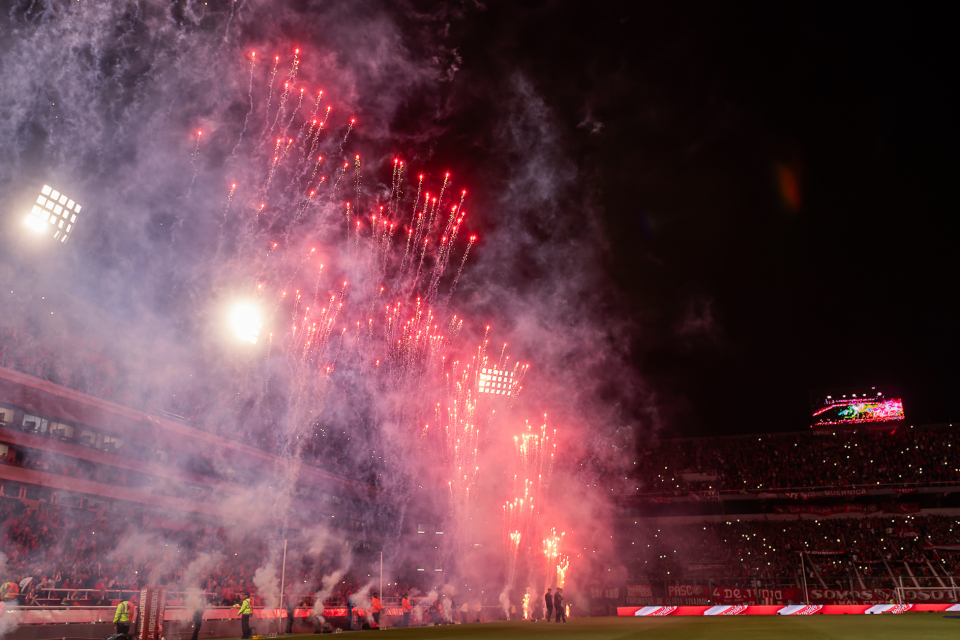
[190,603,205,640]
[544,589,553,622]
[284,597,295,634]
[345,591,354,631]
[553,589,565,623]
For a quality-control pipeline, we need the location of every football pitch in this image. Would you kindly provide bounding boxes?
[241,614,959,639]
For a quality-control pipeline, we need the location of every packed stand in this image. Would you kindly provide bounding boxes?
[0,499,421,609]
[631,426,960,495]
[620,514,960,587]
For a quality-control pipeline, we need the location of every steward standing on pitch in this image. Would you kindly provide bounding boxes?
[544,588,553,622]
[236,592,253,639]
[371,592,383,628]
[401,592,412,627]
[113,595,136,636]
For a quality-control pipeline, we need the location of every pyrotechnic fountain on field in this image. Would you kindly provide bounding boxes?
[501,417,558,614]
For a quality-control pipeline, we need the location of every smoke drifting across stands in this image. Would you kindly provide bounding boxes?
[0,0,648,615]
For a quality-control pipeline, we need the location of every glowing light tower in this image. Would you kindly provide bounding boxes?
[478,366,518,395]
[26,185,81,243]
[231,304,262,344]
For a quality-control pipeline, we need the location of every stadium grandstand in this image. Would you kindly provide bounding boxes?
[3,264,959,619]
[0,269,449,619]
[602,426,960,610]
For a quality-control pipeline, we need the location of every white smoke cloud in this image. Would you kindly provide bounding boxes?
[0,0,648,610]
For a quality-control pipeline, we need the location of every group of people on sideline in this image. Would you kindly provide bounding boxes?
[544,588,566,622]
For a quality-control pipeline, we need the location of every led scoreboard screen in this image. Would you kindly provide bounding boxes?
[809,387,905,427]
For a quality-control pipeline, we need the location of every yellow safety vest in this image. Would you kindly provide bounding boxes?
[114,601,133,623]
[238,598,252,615]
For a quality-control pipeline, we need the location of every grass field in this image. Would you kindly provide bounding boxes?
[237,614,959,639]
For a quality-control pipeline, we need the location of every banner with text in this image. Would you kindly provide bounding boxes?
[137,586,167,640]
[710,586,801,605]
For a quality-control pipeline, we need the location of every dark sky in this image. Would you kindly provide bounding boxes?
[435,2,959,435]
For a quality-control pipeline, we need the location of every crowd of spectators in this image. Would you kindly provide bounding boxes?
[620,513,960,586]
[0,499,421,608]
[631,426,960,495]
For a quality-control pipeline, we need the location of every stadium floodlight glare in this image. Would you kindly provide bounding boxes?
[231,304,262,344]
[25,185,81,243]
[478,367,516,395]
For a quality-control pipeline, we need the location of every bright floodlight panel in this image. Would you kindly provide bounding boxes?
[809,386,905,427]
[26,185,81,243]
[478,367,516,395]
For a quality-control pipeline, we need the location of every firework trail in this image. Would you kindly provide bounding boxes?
[231,51,258,158]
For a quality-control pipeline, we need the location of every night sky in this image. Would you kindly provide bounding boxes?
[2,1,957,441]
[434,3,960,435]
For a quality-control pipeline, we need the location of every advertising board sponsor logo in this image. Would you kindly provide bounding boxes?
[776,503,876,516]
[785,488,868,500]
[668,585,705,598]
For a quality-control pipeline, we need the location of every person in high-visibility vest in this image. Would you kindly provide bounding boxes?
[113,597,135,636]
[236,592,253,639]
[370,592,383,628]
[0,580,19,604]
[401,592,412,628]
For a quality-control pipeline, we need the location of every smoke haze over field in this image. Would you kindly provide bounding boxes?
[0,0,646,608]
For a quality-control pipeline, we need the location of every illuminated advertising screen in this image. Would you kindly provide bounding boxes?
[810,387,905,427]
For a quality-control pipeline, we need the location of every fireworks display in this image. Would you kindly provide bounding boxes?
[0,0,643,616]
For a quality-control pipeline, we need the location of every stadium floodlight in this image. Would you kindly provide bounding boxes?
[231,304,262,344]
[478,367,517,395]
[25,185,81,243]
